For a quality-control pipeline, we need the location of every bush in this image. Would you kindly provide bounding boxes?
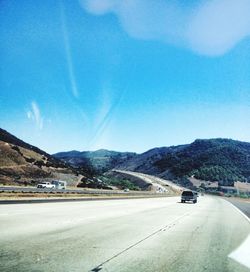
[99,176,140,191]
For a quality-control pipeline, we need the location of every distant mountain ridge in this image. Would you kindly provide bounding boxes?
[54,138,250,187]
[116,138,250,186]
[54,149,137,174]
[1,128,250,188]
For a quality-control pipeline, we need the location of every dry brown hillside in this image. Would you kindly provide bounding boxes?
[0,130,80,186]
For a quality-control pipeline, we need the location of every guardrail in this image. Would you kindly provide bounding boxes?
[0,186,169,196]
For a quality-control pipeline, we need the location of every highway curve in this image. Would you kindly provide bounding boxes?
[0,196,249,272]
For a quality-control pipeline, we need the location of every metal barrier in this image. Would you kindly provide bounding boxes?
[0,186,169,196]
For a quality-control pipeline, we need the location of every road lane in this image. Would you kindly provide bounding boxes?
[225,198,250,219]
[113,170,184,192]
[0,196,249,272]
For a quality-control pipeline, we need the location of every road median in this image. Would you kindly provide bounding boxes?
[0,191,176,204]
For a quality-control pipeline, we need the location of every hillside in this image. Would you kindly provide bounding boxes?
[0,128,79,185]
[2,129,249,190]
[53,149,136,174]
[116,139,250,186]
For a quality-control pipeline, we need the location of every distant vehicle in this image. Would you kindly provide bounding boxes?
[37,182,55,189]
[51,180,67,189]
[181,190,197,203]
[124,188,130,192]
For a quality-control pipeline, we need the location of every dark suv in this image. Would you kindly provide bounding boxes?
[181,191,197,203]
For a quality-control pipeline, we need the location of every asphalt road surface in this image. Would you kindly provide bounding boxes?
[225,198,250,219]
[114,170,184,192]
[0,196,249,272]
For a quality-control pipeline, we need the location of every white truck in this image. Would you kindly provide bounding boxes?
[37,182,55,189]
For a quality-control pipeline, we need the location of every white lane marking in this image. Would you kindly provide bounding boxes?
[225,200,250,269]
[228,235,250,269]
[225,200,250,223]
[90,210,192,272]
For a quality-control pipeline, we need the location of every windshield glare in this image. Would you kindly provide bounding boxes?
[0,0,249,272]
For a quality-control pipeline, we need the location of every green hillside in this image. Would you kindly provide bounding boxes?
[54,149,136,174]
[154,139,250,185]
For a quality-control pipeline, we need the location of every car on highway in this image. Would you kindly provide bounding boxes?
[37,182,55,189]
[181,190,197,203]
[51,180,67,189]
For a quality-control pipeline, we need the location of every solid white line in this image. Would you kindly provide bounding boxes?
[224,199,250,224]
[228,234,250,269]
[217,198,250,269]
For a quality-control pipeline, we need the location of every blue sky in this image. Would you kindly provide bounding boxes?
[0,0,250,154]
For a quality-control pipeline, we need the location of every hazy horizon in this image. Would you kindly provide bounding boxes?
[1,0,250,154]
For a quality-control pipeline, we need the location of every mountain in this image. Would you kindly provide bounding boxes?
[53,149,137,174]
[0,128,79,185]
[115,145,187,175]
[116,139,250,186]
[2,128,249,189]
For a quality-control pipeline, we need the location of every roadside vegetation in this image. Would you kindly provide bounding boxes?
[98,176,140,191]
[154,139,250,186]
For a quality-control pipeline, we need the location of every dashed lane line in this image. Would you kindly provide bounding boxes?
[89,210,193,272]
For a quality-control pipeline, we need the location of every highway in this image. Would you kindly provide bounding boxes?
[0,196,249,272]
[113,170,184,192]
[226,198,250,218]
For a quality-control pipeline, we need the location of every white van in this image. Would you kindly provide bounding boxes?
[51,180,67,189]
